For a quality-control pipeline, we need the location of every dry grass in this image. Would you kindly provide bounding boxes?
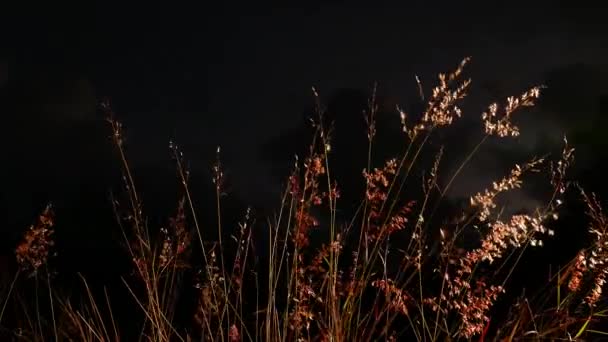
[2,58,608,341]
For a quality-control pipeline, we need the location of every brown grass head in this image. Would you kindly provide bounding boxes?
[15,204,55,277]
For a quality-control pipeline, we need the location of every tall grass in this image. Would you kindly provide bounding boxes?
[2,58,608,341]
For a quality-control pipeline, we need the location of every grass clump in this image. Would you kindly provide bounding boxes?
[2,58,608,341]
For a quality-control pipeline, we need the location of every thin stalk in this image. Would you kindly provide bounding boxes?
[0,270,19,325]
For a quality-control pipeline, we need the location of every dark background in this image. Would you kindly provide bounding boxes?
[0,1,607,337]
[1,0,607,271]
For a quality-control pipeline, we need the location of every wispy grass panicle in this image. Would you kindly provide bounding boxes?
[482,86,542,138]
[568,189,608,307]
[15,204,55,277]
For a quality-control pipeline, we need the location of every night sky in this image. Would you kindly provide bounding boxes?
[1,3,608,254]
